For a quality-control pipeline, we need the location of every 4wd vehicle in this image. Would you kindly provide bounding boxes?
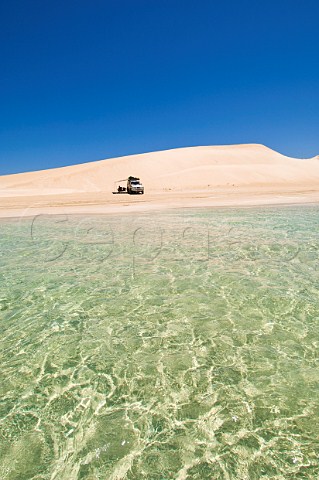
[127,176,144,194]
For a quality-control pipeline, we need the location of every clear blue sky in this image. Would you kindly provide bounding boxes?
[1,0,318,175]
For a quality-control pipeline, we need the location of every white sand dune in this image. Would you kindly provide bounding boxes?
[1,144,319,216]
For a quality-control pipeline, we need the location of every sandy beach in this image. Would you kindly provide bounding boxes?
[1,144,319,218]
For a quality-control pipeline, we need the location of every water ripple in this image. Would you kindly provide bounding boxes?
[0,207,319,479]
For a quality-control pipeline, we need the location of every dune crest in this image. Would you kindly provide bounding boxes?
[1,144,319,194]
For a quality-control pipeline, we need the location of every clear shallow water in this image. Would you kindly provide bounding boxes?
[0,206,319,479]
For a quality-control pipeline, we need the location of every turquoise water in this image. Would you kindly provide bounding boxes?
[0,206,319,479]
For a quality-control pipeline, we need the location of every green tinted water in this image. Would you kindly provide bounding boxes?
[0,207,318,479]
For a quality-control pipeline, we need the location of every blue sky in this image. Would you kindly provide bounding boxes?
[0,0,318,174]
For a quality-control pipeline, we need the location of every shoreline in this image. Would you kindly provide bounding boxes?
[1,188,319,219]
